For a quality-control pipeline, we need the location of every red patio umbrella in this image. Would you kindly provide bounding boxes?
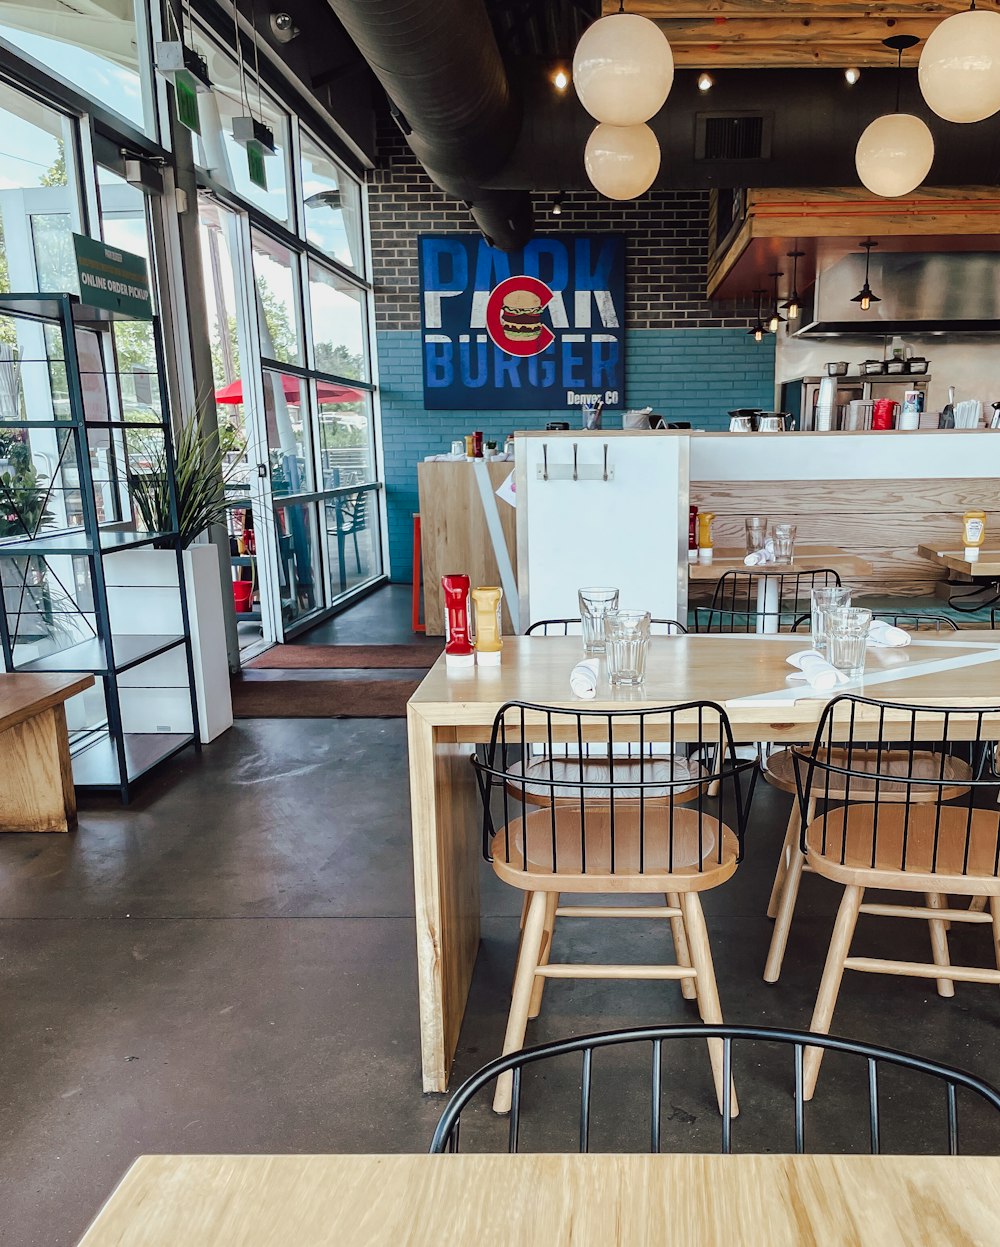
[214,376,364,405]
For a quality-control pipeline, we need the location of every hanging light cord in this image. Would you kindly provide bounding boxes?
[895,44,903,113]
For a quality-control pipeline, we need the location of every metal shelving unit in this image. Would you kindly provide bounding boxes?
[0,292,199,801]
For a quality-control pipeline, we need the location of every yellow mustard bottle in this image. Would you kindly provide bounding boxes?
[472,586,503,665]
[697,511,716,564]
[962,510,986,562]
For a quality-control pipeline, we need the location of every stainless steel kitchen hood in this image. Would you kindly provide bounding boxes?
[795,250,1000,335]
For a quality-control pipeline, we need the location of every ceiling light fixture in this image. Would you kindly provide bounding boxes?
[584,122,660,200]
[572,2,674,126]
[919,1,1000,124]
[747,289,767,343]
[845,66,861,85]
[855,35,934,198]
[851,239,881,312]
[552,67,570,91]
[767,270,786,333]
[780,248,805,321]
[697,72,714,91]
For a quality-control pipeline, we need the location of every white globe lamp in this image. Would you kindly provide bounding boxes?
[572,12,674,126]
[855,113,935,197]
[584,122,660,200]
[919,7,1000,124]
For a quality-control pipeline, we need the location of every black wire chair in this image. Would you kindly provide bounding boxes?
[871,611,959,632]
[792,694,1000,1098]
[429,1023,1000,1155]
[526,617,687,636]
[695,568,841,633]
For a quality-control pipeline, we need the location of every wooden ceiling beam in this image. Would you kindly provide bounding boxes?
[654,17,939,44]
[670,41,922,66]
[605,2,981,16]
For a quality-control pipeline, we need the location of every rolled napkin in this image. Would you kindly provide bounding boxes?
[866,620,910,648]
[744,538,776,567]
[570,658,600,699]
[787,648,851,692]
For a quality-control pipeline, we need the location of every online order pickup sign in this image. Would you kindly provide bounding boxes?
[73,234,153,321]
[418,233,625,410]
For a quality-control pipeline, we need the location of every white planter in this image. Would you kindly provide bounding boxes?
[103,544,234,743]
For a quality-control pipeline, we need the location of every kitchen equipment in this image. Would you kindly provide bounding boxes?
[906,356,929,374]
[872,398,900,430]
[729,415,754,432]
[861,359,886,376]
[939,386,956,429]
[826,361,849,376]
[546,421,570,431]
[846,399,873,430]
[885,358,907,375]
[757,413,789,432]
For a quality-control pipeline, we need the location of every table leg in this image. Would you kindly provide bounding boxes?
[756,578,779,635]
[0,704,76,832]
[407,706,481,1092]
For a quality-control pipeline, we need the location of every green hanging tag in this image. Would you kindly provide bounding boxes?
[174,71,201,134]
[247,139,267,191]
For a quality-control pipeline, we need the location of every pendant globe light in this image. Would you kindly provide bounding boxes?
[572,2,674,126]
[584,122,660,200]
[855,35,934,198]
[919,2,1000,124]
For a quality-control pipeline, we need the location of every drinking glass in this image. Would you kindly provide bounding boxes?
[604,610,651,686]
[771,522,797,563]
[745,516,769,554]
[826,607,872,680]
[810,586,852,657]
[578,586,619,655]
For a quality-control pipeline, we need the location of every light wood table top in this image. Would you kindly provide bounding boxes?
[689,544,873,580]
[409,632,1000,737]
[918,544,1000,577]
[78,1152,1000,1246]
[0,671,93,734]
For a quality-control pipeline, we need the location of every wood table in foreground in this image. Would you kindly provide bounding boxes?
[77,1152,1000,1246]
[407,632,1000,1091]
[918,544,1000,579]
[0,672,93,832]
[688,543,873,581]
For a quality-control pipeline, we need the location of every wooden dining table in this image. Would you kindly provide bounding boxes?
[688,543,873,581]
[77,1152,1000,1245]
[407,631,1000,1091]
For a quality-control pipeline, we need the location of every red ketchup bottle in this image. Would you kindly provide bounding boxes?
[441,574,475,668]
[689,505,699,563]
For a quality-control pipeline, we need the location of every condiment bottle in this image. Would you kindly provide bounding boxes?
[473,430,484,458]
[689,505,699,564]
[441,574,475,668]
[698,511,716,564]
[962,510,987,562]
[471,586,503,666]
[463,434,475,460]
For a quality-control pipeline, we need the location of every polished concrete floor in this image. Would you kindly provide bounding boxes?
[2,585,999,1244]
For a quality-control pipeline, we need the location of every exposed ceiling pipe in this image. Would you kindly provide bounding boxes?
[326,0,534,250]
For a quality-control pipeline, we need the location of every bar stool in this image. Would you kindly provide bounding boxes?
[473,700,755,1115]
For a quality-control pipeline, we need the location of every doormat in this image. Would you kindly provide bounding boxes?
[231,676,419,718]
[246,643,442,670]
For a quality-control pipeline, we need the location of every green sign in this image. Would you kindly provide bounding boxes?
[174,71,201,134]
[247,139,267,191]
[73,234,153,321]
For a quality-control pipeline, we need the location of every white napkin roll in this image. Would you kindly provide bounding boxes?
[787,649,850,692]
[570,658,600,699]
[744,538,776,567]
[866,620,910,648]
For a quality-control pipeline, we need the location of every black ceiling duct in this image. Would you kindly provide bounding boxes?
[326,0,533,250]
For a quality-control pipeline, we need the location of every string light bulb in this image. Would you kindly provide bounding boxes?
[553,68,570,91]
[845,66,861,85]
[697,72,714,91]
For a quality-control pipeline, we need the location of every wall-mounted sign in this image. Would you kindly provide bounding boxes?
[419,233,625,410]
[73,234,153,321]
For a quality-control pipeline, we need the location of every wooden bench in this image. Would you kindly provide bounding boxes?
[0,672,95,832]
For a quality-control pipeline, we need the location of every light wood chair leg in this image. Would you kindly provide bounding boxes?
[667,892,697,1001]
[766,802,799,920]
[991,896,1000,984]
[764,847,806,984]
[494,891,548,1114]
[970,895,988,914]
[528,892,559,1019]
[804,884,863,1101]
[680,892,738,1118]
[925,892,956,999]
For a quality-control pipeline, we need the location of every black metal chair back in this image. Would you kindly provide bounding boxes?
[872,611,958,632]
[695,569,841,633]
[428,1023,1000,1155]
[793,694,1000,877]
[473,701,755,873]
[526,617,686,636]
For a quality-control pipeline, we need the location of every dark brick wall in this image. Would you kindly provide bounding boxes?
[368,121,756,332]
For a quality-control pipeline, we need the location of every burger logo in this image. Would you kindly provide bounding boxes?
[486,274,555,357]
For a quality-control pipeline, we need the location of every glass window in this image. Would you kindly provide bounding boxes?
[308,262,367,381]
[193,30,291,225]
[316,392,374,488]
[273,498,320,626]
[0,0,152,134]
[323,487,380,600]
[252,230,302,365]
[300,132,363,274]
[263,368,312,495]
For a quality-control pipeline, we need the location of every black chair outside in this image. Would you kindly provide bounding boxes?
[695,569,841,633]
[526,617,687,636]
[872,611,959,632]
[793,694,1000,1098]
[325,488,368,592]
[474,701,756,1115]
[429,1023,1000,1155]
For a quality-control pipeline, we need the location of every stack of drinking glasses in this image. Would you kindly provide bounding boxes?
[811,586,871,679]
[578,586,652,687]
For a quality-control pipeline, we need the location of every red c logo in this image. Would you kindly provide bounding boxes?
[486,275,555,357]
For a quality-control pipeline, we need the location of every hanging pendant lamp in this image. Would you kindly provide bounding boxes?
[747,289,767,343]
[851,239,881,312]
[573,1,674,127]
[780,249,805,321]
[855,35,934,198]
[767,271,786,333]
[919,1,1000,124]
[584,122,660,199]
